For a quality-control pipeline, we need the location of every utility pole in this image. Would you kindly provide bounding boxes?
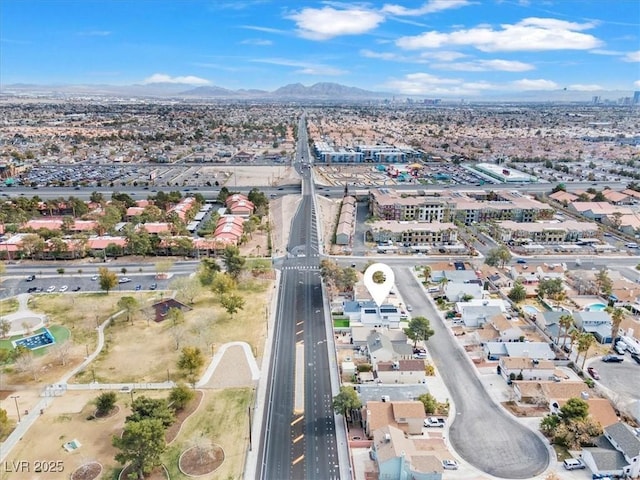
[11,395,20,422]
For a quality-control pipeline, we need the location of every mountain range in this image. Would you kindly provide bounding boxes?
[0,81,634,103]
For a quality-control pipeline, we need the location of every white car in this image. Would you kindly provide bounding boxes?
[118,277,131,284]
[59,285,68,292]
[442,460,459,470]
[91,275,98,281]
[46,285,56,293]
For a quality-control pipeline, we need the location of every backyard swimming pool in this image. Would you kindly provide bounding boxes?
[523,305,540,315]
[12,328,55,350]
[585,303,607,312]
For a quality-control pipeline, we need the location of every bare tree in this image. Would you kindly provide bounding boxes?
[51,341,72,366]
[170,326,187,351]
[170,276,201,305]
[15,351,39,380]
[188,431,213,465]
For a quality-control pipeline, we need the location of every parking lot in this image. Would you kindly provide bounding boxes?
[2,272,187,299]
[589,355,640,406]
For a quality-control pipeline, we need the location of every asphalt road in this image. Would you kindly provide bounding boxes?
[259,116,339,480]
[394,266,550,478]
[590,356,640,404]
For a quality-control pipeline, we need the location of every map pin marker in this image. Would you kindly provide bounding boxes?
[363,263,395,307]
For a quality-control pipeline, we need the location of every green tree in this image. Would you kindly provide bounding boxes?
[537,278,564,300]
[332,386,362,417]
[404,316,435,348]
[127,396,175,428]
[220,293,245,318]
[211,272,236,300]
[422,265,432,283]
[98,267,118,294]
[168,383,195,411]
[595,268,613,296]
[113,418,166,479]
[336,267,358,293]
[0,318,11,338]
[417,393,438,414]
[559,397,589,422]
[166,307,185,327]
[556,314,574,347]
[117,296,139,325]
[484,246,512,267]
[508,281,527,303]
[222,245,245,279]
[554,417,603,449]
[177,346,205,381]
[198,258,220,286]
[540,414,560,436]
[577,332,596,369]
[0,407,11,438]
[95,391,117,416]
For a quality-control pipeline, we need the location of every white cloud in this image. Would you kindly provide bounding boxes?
[433,59,534,72]
[568,84,603,91]
[360,49,466,63]
[382,72,497,95]
[511,78,559,90]
[382,0,470,16]
[240,38,273,46]
[634,80,640,88]
[288,6,384,40]
[623,50,640,62]
[589,49,623,56]
[141,74,210,85]
[252,58,346,75]
[397,17,602,52]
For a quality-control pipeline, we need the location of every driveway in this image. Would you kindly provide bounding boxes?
[394,267,549,478]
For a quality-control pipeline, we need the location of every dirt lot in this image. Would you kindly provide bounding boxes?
[315,195,342,253]
[212,165,299,187]
[270,195,300,255]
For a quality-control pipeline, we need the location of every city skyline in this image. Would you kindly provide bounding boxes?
[1,0,639,97]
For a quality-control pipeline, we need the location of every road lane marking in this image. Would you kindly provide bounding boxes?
[291,415,304,426]
[292,455,304,465]
[293,434,304,443]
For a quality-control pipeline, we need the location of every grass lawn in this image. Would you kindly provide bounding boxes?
[553,443,572,461]
[0,298,19,315]
[0,326,71,359]
[163,388,252,480]
[333,317,349,328]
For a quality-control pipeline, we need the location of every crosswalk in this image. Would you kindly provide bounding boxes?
[282,265,320,271]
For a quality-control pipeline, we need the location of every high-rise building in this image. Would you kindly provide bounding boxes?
[633,91,640,105]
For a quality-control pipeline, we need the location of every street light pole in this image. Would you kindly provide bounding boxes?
[11,395,20,422]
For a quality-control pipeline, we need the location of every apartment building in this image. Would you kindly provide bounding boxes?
[493,220,600,244]
[369,188,453,222]
[367,220,458,246]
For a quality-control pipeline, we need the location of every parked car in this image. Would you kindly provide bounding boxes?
[442,460,459,470]
[135,284,142,291]
[27,287,37,293]
[631,353,640,364]
[587,367,600,380]
[516,259,527,264]
[406,304,413,312]
[602,355,624,363]
[118,277,131,284]
[59,285,68,293]
[25,275,36,282]
[563,458,586,470]
[72,286,81,292]
[91,275,98,281]
[46,285,56,293]
[149,283,157,290]
[424,417,445,428]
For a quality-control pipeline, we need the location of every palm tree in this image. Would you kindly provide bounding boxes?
[577,333,596,370]
[606,307,625,344]
[423,265,431,283]
[558,314,574,347]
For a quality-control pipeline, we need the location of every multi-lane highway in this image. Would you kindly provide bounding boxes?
[259,116,339,479]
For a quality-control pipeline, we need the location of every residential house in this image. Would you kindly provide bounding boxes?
[225,194,255,216]
[458,305,502,328]
[375,360,426,384]
[486,314,524,342]
[512,381,586,404]
[343,301,403,329]
[574,311,613,344]
[581,422,640,479]
[443,283,483,302]
[484,342,555,361]
[499,357,556,383]
[551,397,619,429]
[363,401,427,437]
[366,331,413,366]
[370,426,444,480]
[351,327,408,349]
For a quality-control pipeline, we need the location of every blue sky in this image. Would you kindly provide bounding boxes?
[1,0,639,96]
